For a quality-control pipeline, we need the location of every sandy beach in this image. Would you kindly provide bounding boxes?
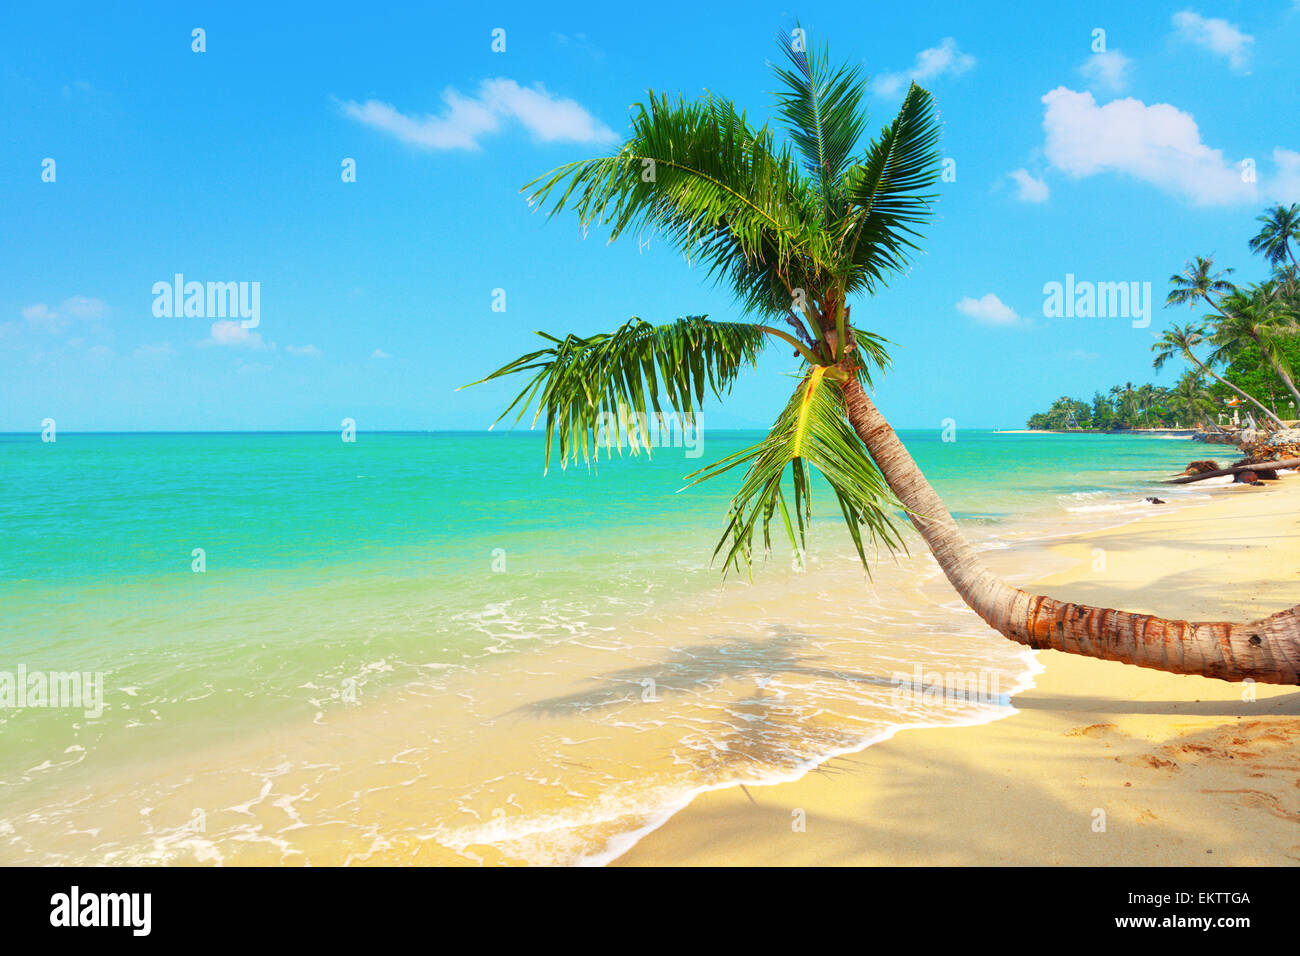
[614,475,1300,866]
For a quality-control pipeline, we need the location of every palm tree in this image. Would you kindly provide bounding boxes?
[1208,284,1300,409]
[1151,322,1287,427]
[1115,381,1140,428]
[1135,383,1158,427]
[474,34,1300,683]
[1167,370,1216,429]
[1249,203,1300,269]
[1166,255,1236,312]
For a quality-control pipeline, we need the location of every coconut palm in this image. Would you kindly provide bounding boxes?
[1166,255,1236,311]
[1151,322,1287,427]
[1167,370,1216,429]
[473,33,1300,684]
[1208,284,1300,409]
[1249,203,1300,269]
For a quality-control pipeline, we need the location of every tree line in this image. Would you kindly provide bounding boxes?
[1028,204,1300,431]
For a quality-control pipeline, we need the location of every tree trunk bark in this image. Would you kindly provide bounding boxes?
[839,377,1300,684]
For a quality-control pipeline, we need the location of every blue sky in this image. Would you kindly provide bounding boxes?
[3,0,1299,431]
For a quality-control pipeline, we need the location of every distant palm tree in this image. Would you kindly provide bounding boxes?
[1249,203,1300,269]
[1208,284,1300,408]
[1168,370,1216,429]
[1166,255,1236,313]
[1136,383,1158,426]
[1151,322,1286,427]
[1114,381,1140,426]
[475,33,1300,683]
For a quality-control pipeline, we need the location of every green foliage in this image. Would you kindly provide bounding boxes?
[1204,335,1300,418]
[471,32,946,576]
[1034,206,1300,430]
[521,32,943,336]
[1026,384,1185,430]
[467,316,767,471]
[685,368,905,575]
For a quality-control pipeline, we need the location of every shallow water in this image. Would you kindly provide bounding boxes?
[0,429,1208,864]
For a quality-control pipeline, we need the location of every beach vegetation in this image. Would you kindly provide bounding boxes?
[471,30,1300,683]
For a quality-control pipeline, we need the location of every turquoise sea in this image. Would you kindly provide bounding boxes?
[0,430,1209,864]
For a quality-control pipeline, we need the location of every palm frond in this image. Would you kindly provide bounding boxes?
[839,82,943,296]
[685,367,905,575]
[464,315,767,472]
[771,28,869,211]
[523,93,829,317]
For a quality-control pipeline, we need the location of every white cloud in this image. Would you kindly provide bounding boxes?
[286,344,322,357]
[1080,50,1132,93]
[1040,87,1255,206]
[371,348,392,359]
[957,293,1019,325]
[1172,10,1253,72]
[204,320,269,349]
[62,296,108,319]
[134,342,175,359]
[1272,148,1300,203]
[20,297,109,334]
[875,38,975,98]
[21,304,60,333]
[340,79,618,151]
[1007,168,1050,202]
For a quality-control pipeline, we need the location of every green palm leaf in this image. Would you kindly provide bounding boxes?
[523,93,829,320]
[771,28,869,210]
[685,366,905,575]
[464,315,767,472]
[840,83,944,297]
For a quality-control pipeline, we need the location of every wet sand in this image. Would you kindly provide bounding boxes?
[614,476,1300,865]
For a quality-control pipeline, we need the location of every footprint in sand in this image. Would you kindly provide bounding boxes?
[1065,723,1120,738]
[1201,788,1296,821]
[1118,754,1181,772]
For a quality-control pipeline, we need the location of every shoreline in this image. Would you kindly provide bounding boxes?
[0,438,1272,866]
[612,475,1300,866]
[995,428,1198,436]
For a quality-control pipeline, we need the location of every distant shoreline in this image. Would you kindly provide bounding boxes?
[994,428,1200,437]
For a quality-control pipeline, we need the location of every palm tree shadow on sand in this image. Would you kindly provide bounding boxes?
[504,623,1001,781]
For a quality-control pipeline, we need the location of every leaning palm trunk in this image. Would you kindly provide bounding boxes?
[1189,352,1287,428]
[1199,292,1296,426]
[498,35,1300,690]
[841,378,1300,684]
[1262,349,1300,410]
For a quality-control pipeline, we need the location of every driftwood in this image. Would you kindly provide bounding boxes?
[1166,457,1300,484]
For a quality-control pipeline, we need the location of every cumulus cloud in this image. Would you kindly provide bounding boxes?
[1007,169,1050,203]
[370,348,392,359]
[340,79,618,151]
[1271,148,1300,203]
[1079,49,1132,93]
[1172,10,1253,72]
[957,294,1019,325]
[204,320,269,349]
[134,342,175,359]
[1040,87,1254,206]
[286,344,322,357]
[874,38,975,98]
[20,297,109,334]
